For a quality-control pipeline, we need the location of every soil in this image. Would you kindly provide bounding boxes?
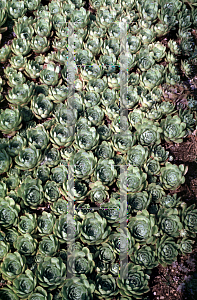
[148,247,197,300]
[148,130,197,300]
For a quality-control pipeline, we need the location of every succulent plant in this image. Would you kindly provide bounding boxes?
[130,244,158,269]
[38,234,59,257]
[67,247,95,276]
[53,213,81,243]
[61,275,95,300]
[0,251,26,281]
[36,257,66,290]
[136,119,162,147]
[160,162,187,190]
[24,60,42,79]
[89,181,109,204]
[6,83,34,106]
[161,115,187,143]
[128,191,150,213]
[128,209,159,245]
[109,228,134,259]
[156,235,180,267]
[34,18,52,37]
[51,198,68,216]
[31,35,50,53]
[44,180,60,203]
[95,243,116,265]
[0,181,7,198]
[18,213,37,235]
[0,288,19,300]
[181,203,197,238]
[95,274,119,299]
[11,38,31,56]
[4,67,26,87]
[0,241,10,260]
[17,176,43,209]
[0,108,22,135]
[0,149,12,174]
[14,233,37,256]
[31,93,53,119]
[0,197,20,228]
[147,183,165,203]
[27,125,49,150]
[29,286,52,300]
[34,165,50,183]
[44,147,61,167]
[10,269,37,298]
[69,150,96,179]
[80,212,111,245]
[99,196,127,226]
[127,145,149,167]
[117,262,150,298]
[55,105,77,126]
[117,165,147,193]
[112,130,136,153]
[158,207,183,237]
[160,193,182,208]
[13,21,34,40]
[61,178,88,202]
[178,238,195,255]
[144,157,161,176]
[93,159,117,186]
[37,212,55,237]
[0,45,11,63]
[151,144,169,163]
[15,146,42,170]
[50,164,68,186]
[40,63,60,86]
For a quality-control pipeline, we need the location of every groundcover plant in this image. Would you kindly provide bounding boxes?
[0,0,197,299]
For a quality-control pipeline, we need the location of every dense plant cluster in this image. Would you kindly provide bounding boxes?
[0,0,197,299]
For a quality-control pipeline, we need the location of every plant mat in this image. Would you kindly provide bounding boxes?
[1,0,197,299]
